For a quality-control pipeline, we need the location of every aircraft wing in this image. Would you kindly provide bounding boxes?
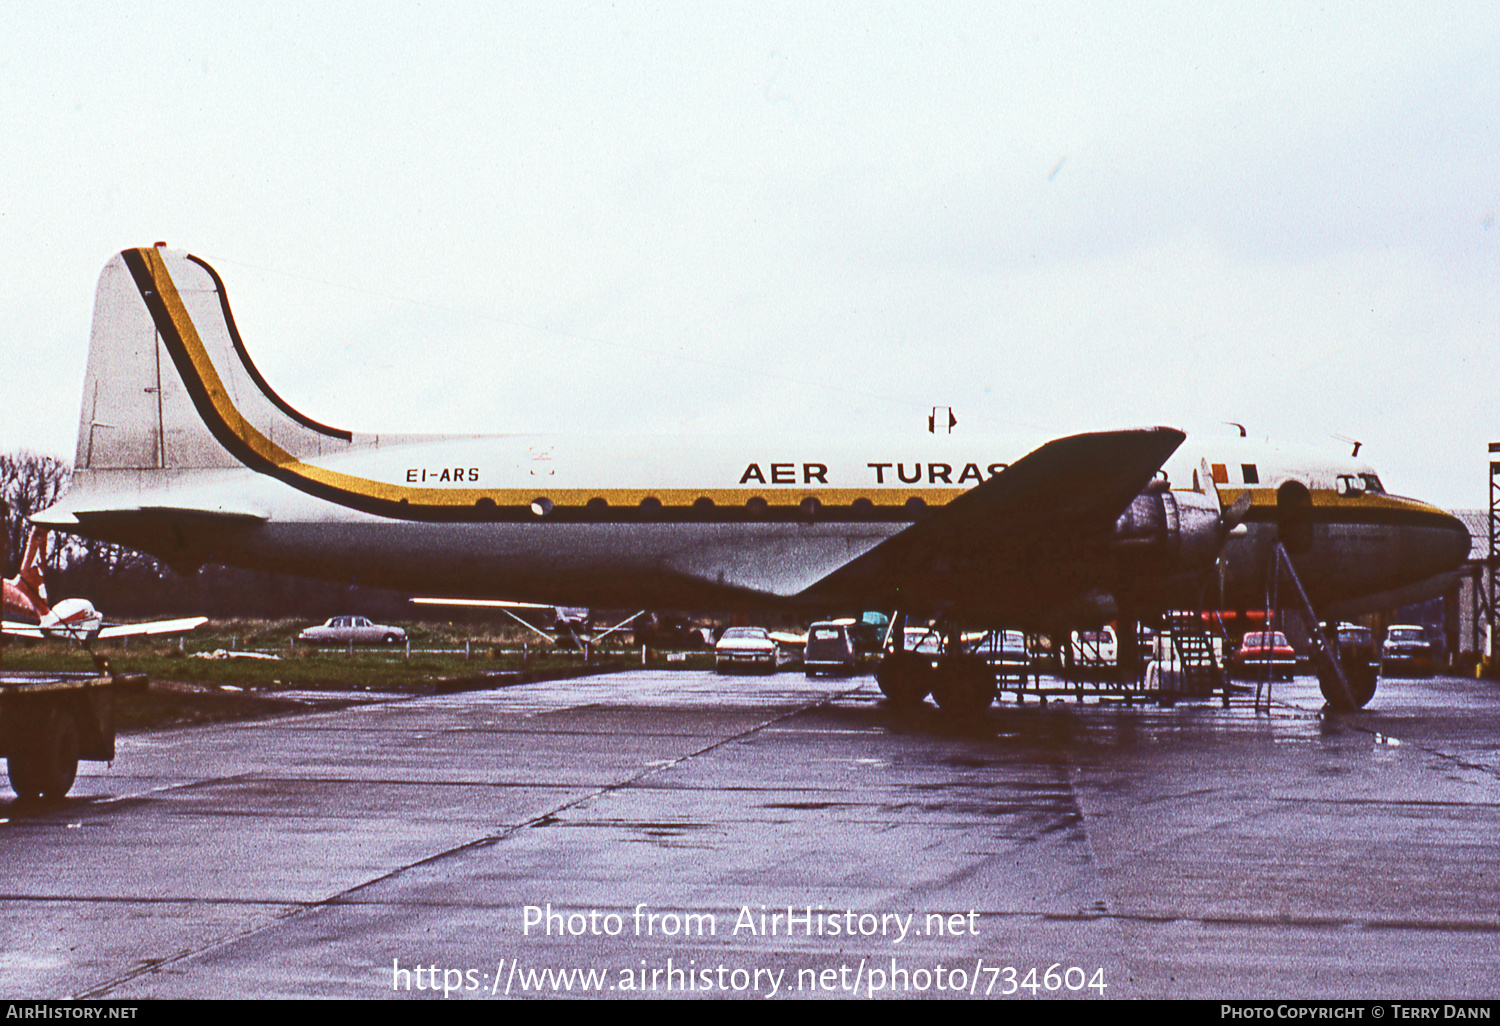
[411,598,554,609]
[4,617,209,640]
[96,616,209,639]
[797,427,1186,621]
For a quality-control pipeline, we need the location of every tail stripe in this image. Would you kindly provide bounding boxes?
[123,247,484,519]
[116,248,976,525]
[185,255,352,441]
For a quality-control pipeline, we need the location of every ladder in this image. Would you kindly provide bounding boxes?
[1161,610,1227,701]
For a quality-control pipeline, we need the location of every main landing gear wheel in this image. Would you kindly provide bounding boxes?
[6,702,80,801]
[930,655,997,714]
[1318,661,1378,711]
[876,651,932,707]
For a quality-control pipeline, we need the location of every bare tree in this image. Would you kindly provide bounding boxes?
[0,451,70,576]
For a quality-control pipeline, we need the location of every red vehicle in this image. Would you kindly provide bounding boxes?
[1232,631,1298,680]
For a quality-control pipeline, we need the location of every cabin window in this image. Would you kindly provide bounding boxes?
[1241,464,1259,484]
[1210,463,1229,484]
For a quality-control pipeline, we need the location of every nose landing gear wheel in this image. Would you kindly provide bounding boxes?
[1318,661,1378,710]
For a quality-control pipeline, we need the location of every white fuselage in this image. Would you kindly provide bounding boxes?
[49,430,1469,624]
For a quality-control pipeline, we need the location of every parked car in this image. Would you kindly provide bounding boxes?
[636,613,709,649]
[1068,626,1118,668]
[804,621,859,676]
[1382,624,1436,677]
[973,630,1031,680]
[1231,631,1297,679]
[902,626,943,661]
[297,616,407,645]
[714,626,778,674]
[1328,622,1379,673]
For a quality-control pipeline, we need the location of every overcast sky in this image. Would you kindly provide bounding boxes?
[3,3,1496,509]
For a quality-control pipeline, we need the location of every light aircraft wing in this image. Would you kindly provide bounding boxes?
[411,598,554,610]
[96,616,209,639]
[4,617,208,640]
[797,427,1185,620]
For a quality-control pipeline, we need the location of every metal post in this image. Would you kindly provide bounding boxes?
[1488,443,1500,671]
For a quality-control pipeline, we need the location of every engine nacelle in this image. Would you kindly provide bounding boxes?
[1111,482,1226,576]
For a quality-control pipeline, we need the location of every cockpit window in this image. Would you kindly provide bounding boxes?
[1361,474,1384,494]
[1241,464,1259,484]
[1336,475,1366,497]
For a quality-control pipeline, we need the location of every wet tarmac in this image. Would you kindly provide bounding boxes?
[3,669,1499,1000]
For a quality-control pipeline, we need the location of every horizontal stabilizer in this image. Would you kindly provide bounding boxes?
[34,504,268,527]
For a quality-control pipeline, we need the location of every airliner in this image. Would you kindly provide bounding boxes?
[31,245,1470,711]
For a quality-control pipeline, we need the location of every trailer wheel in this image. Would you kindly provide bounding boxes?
[7,703,80,800]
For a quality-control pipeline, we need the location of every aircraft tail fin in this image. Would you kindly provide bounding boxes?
[73,245,357,479]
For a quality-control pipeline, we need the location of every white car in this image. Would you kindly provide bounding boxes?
[1068,626,1118,667]
[298,616,407,645]
[901,626,943,663]
[714,626,779,674]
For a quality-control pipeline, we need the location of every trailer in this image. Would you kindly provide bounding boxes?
[0,670,147,800]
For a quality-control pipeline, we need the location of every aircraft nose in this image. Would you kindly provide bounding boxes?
[1435,509,1473,572]
[1405,507,1473,583]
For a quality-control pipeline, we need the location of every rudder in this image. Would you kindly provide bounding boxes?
[74,245,357,478]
